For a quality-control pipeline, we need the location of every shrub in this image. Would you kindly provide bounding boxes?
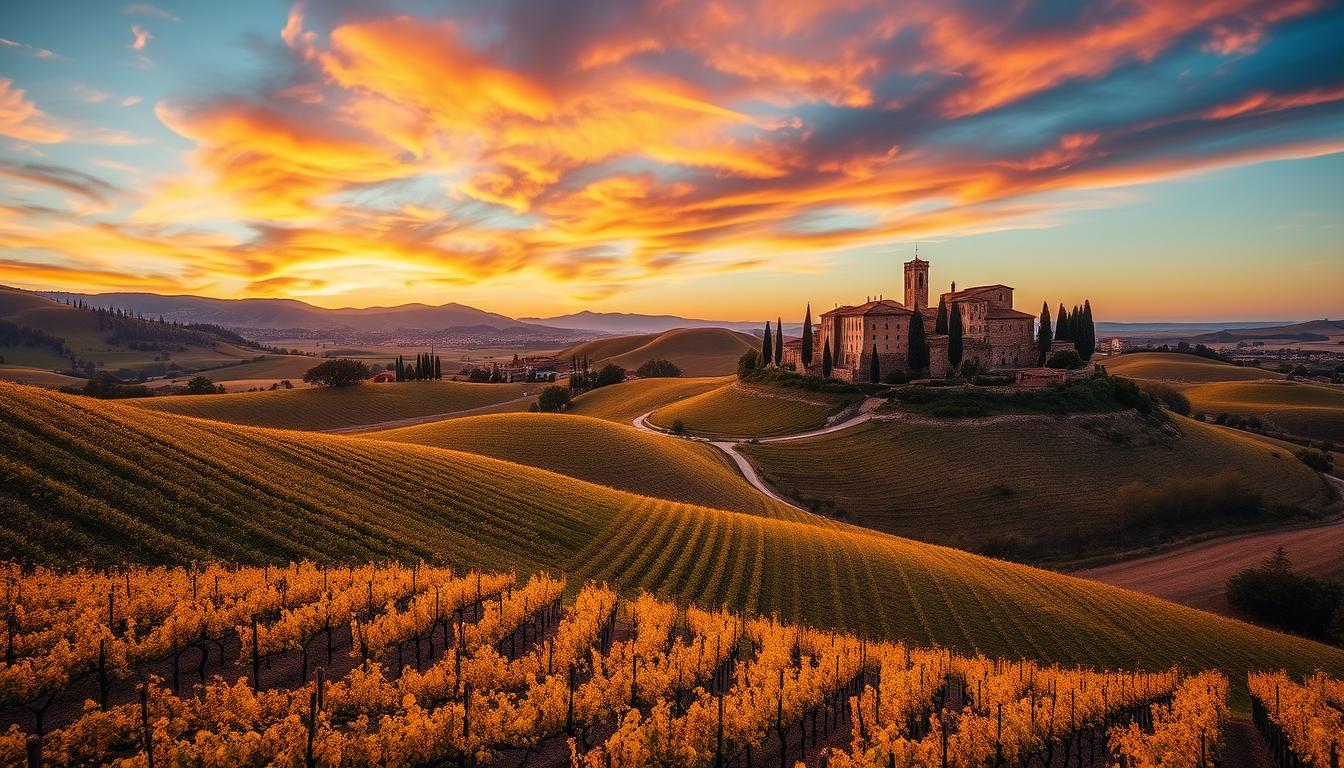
[536,385,571,412]
[883,369,908,385]
[637,359,682,378]
[1045,349,1083,369]
[1296,449,1334,473]
[1226,548,1343,641]
[737,349,761,378]
[1116,472,1262,531]
[671,419,685,435]
[1142,383,1191,416]
[594,364,626,388]
[60,373,152,400]
[303,359,371,387]
[184,376,224,395]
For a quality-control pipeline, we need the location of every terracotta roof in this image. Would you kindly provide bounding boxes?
[941,284,1013,303]
[820,299,912,317]
[986,306,1035,320]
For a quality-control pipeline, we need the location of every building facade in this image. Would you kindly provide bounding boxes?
[810,256,1037,381]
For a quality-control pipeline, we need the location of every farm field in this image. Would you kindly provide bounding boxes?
[1182,379,1344,442]
[567,375,730,423]
[1078,518,1344,615]
[0,364,86,389]
[560,327,758,376]
[365,412,804,520]
[740,413,1332,562]
[1104,352,1284,383]
[648,382,856,437]
[2,380,1342,704]
[126,380,531,431]
[174,355,319,391]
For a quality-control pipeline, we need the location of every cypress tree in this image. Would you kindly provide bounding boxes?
[1057,304,1070,341]
[906,314,929,375]
[801,305,814,368]
[1037,302,1053,365]
[1072,305,1082,346]
[935,297,949,335]
[774,318,783,367]
[1079,300,1096,361]
[870,342,880,383]
[948,303,964,370]
[395,356,404,382]
[762,323,773,368]
[434,356,441,380]
[821,339,833,379]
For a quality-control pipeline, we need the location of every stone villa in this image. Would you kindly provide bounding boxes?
[786,256,1038,380]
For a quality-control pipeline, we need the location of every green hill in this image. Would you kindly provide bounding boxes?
[740,413,1334,563]
[364,412,805,520]
[560,328,758,376]
[127,380,531,431]
[568,376,730,423]
[648,382,857,438]
[1,381,1340,705]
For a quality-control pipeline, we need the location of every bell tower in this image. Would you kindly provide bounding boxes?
[904,253,929,310]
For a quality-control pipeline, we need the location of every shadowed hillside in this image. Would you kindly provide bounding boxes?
[2,380,1340,705]
[568,376,730,423]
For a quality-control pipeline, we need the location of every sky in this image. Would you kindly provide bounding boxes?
[0,0,1341,322]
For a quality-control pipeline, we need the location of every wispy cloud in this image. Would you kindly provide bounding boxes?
[0,37,60,60]
[129,24,153,51]
[123,3,180,22]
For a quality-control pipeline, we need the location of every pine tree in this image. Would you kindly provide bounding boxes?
[948,303,964,370]
[762,322,773,367]
[1037,302,1053,366]
[870,342,880,383]
[1078,300,1096,361]
[774,318,783,367]
[907,314,930,375]
[1057,304,1070,341]
[935,297,949,335]
[801,305,814,368]
[821,338,833,378]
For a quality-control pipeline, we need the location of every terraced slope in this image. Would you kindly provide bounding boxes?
[560,328,758,376]
[648,382,856,437]
[1,381,1341,703]
[364,412,802,520]
[1182,380,1344,442]
[568,376,730,423]
[1105,352,1283,383]
[126,380,530,431]
[740,414,1332,561]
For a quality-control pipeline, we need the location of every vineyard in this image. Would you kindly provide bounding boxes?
[1249,670,1343,767]
[1,383,1343,710]
[364,413,801,519]
[568,376,731,424]
[559,329,758,377]
[647,383,854,438]
[740,414,1330,561]
[0,562,1249,768]
[126,380,531,431]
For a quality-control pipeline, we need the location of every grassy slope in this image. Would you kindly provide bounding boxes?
[561,328,758,376]
[568,376,730,423]
[364,412,803,521]
[126,381,530,431]
[0,364,87,389]
[648,382,853,438]
[1,381,1340,704]
[0,287,261,370]
[740,414,1331,559]
[1182,380,1344,442]
[1105,352,1284,383]
[188,355,319,383]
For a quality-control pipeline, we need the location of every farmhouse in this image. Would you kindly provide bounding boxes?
[810,256,1037,380]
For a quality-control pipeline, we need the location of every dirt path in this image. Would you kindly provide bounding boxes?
[1076,502,1344,615]
[325,392,537,434]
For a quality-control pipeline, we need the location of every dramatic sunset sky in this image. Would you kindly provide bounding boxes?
[1,0,1341,321]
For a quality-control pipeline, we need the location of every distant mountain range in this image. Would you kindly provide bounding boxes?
[520,311,791,335]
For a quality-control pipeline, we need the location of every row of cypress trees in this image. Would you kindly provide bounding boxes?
[1037,300,1096,363]
[395,353,441,381]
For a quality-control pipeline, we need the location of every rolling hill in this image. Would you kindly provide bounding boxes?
[567,376,731,423]
[559,328,758,376]
[522,310,802,336]
[648,382,858,438]
[126,380,531,431]
[739,413,1334,562]
[1,286,275,373]
[363,412,804,520]
[1104,352,1284,384]
[1181,379,1344,442]
[1,381,1340,704]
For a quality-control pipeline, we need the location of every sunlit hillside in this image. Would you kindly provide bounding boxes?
[559,328,758,376]
[3,381,1340,701]
[567,376,730,423]
[648,381,858,437]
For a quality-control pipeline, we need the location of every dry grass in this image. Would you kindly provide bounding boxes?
[740,414,1331,560]
[0,365,87,389]
[1184,380,1344,442]
[364,412,802,520]
[1,381,1342,704]
[648,383,852,438]
[568,376,730,423]
[1105,352,1284,384]
[560,328,758,376]
[127,380,531,431]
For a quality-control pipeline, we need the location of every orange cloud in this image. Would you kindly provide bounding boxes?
[1204,86,1344,120]
[0,79,69,144]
